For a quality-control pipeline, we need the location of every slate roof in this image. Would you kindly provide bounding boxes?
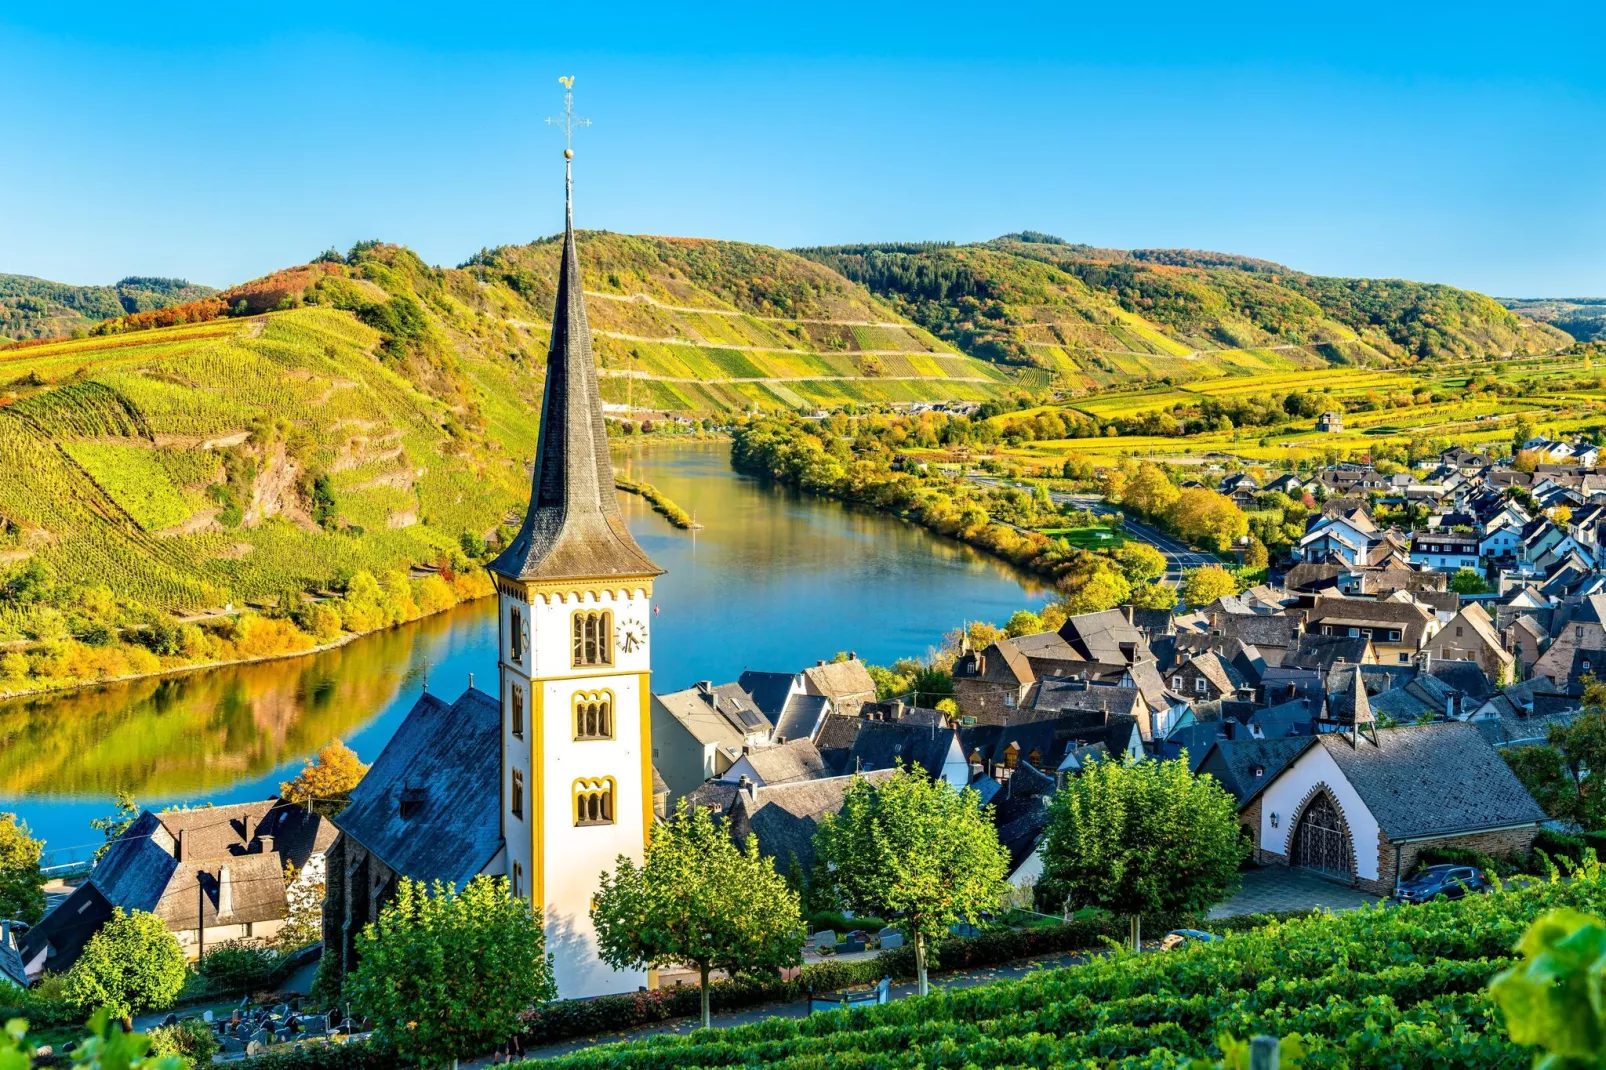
[839,719,959,779]
[773,692,831,744]
[722,770,900,874]
[1211,613,1299,655]
[1307,598,1435,646]
[1057,610,1149,664]
[737,738,827,785]
[0,922,28,988]
[1319,723,1548,839]
[992,764,1057,873]
[1198,737,1314,805]
[1285,634,1372,672]
[1285,563,1344,593]
[737,671,800,718]
[153,853,289,930]
[1030,678,1144,718]
[18,882,114,977]
[487,170,662,584]
[334,687,503,887]
[655,682,770,751]
[802,659,877,712]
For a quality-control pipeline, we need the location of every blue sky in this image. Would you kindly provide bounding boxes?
[2,2,1603,296]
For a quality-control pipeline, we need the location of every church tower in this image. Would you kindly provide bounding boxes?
[488,102,662,999]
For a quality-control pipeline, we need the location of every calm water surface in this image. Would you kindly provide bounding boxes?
[3,442,1046,858]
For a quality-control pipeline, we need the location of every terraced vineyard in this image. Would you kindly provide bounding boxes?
[534,868,1606,1069]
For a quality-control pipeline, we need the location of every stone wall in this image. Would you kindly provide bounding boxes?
[1369,824,1541,896]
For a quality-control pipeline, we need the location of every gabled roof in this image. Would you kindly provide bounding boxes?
[18,882,114,978]
[1056,609,1149,664]
[1211,613,1298,651]
[1184,651,1247,695]
[1317,723,1547,839]
[802,658,878,710]
[839,719,959,780]
[1285,634,1372,672]
[737,671,801,718]
[773,692,831,744]
[1199,736,1315,805]
[706,769,899,874]
[488,164,661,584]
[334,688,503,887]
[735,738,828,785]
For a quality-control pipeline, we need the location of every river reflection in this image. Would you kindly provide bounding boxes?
[2,442,1046,856]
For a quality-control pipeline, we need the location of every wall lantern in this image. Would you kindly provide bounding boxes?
[1270,812,1280,828]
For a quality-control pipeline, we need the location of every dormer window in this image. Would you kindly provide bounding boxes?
[1252,765,1265,778]
[399,787,426,820]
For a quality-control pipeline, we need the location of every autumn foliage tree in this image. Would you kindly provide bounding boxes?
[280,739,369,817]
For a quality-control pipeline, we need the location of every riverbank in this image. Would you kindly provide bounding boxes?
[0,568,495,702]
[615,478,701,529]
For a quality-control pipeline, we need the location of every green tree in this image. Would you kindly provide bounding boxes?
[1503,745,1577,821]
[1130,581,1179,610]
[64,908,187,1019]
[1181,564,1240,607]
[1548,705,1606,828]
[1448,568,1491,595]
[0,1009,186,1068]
[592,799,805,1029]
[1040,756,1245,950]
[1003,609,1044,637]
[0,813,45,925]
[88,791,138,862]
[814,768,1010,996]
[1513,414,1537,454]
[1114,542,1167,585]
[347,876,554,1067]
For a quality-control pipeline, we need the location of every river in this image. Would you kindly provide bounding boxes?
[3,442,1047,861]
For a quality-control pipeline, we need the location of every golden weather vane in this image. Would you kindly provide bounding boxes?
[547,76,590,159]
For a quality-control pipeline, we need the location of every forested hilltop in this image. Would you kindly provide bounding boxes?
[0,274,216,341]
[799,234,1572,390]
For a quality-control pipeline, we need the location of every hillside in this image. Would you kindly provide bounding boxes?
[1506,296,1606,342]
[0,274,216,341]
[800,237,1572,391]
[0,236,1007,642]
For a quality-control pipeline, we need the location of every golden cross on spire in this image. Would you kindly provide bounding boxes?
[546,76,591,159]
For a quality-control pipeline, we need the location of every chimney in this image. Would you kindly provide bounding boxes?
[817,660,826,667]
[1125,605,1135,626]
[890,699,906,720]
[257,833,275,855]
[849,652,858,661]
[741,744,751,756]
[217,865,233,920]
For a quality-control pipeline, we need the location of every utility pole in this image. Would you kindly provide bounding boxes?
[197,877,205,962]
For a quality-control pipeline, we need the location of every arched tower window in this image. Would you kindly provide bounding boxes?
[510,684,525,741]
[573,690,614,740]
[571,610,613,668]
[573,777,616,826]
[509,606,524,664]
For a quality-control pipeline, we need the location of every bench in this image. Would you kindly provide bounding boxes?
[808,976,890,1014]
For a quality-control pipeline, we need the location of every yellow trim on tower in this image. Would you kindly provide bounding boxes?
[640,670,654,846]
[531,684,545,915]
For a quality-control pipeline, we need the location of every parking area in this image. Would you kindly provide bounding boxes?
[1209,865,1382,917]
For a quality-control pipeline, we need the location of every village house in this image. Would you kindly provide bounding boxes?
[1304,597,1439,664]
[1421,604,1515,682]
[23,800,334,977]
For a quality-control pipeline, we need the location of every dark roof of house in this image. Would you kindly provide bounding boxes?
[773,692,831,744]
[1199,737,1315,805]
[814,713,867,772]
[1285,634,1372,672]
[1131,608,1176,636]
[990,764,1057,872]
[1319,723,1548,839]
[1424,659,1494,699]
[1308,598,1435,636]
[487,177,661,584]
[739,738,828,785]
[334,688,504,887]
[0,922,25,988]
[716,770,900,874]
[1285,563,1344,593]
[1030,678,1144,718]
[1212,613,1298,651]
[839,719,958,779]
[18,882,114,977]
[1325,665,1375,727]
[1057,610,1149,664]
[737,671,799,718]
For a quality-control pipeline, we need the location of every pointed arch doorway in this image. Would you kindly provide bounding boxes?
[1292,790,1353,882]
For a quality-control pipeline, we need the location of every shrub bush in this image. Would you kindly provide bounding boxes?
[147,1017,220,1060]
[200,939,281,995]
[229,1039,395,1070]
[0,977,78,1028]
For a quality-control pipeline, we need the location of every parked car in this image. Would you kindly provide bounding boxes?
[1396,864,1490,904]
[1159,928,1223,950]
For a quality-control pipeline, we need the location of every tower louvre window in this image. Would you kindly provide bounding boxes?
[573,777,616,826]
[511,770,524,820]
[572,610,614,668]
[573,689,614,740]
[510,607,524,664]
[511,684,525,741]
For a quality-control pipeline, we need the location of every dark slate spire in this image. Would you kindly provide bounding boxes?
[489,151,661,585]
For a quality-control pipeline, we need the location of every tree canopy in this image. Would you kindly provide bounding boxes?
[814,767,1010,995]
[1040,756,1245,948]
[1181,565,1240,607]
[64,908,187,1019]
[592,799,806,1029]
[279,739,369,816]
[0,812,45,925]
[347,875,555,1066]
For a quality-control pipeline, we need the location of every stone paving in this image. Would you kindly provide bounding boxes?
[1209,864,1382,918]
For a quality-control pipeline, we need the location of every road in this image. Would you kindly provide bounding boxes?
[966,476,1218,580]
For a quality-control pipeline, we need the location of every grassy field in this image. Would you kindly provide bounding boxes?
[1040,524,1127,549]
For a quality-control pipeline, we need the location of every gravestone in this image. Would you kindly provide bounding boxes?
[202,1010,214,1024]
[813,930,837,951]
[246,1040,265,1056]
[841,937,867,954]
[221,1037,245,1055]
[252,1028,274,1048]
[159,1013,177,1028]
[879,931,904,950]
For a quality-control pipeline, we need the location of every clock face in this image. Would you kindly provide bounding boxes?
[617,616,647,655]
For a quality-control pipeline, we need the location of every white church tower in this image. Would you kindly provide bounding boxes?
[487,99,662,999]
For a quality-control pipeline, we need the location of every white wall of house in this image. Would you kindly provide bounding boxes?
[1258,745,1381,883]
